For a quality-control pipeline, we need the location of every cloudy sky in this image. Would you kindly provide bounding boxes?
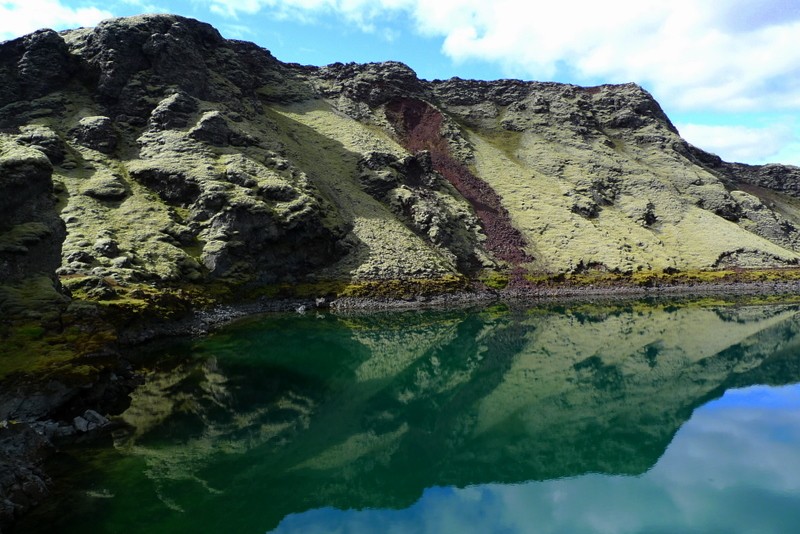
[2,0,799,165]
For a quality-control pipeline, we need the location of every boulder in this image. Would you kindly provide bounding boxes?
[70,116,117,154]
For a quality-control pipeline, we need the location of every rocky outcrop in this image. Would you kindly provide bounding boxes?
[0,140,67,319]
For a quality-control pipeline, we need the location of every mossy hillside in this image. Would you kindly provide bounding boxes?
[6,14,800,328]
[52,94,350,290]
[457,94,800,274]
[267,100,463,280]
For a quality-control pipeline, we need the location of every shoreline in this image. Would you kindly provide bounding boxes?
[174,276,800,319]
[115,277,800,346]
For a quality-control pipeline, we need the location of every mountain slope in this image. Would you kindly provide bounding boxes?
[2,14,800,314]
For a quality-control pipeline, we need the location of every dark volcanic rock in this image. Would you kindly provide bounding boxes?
[431,77,534,107]
[149,91,198,130]
[70,116,117,154]
[189,111,237,146]
[15,126,66,165]
[727,163,800,198]
[128,165,201,206]
[65,15,224,103]
[0,29,75,110]
[0,425,51,531]
[0,144,65,307]
[316,61,430,107]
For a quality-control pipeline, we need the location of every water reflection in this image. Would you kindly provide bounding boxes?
[275,385,800,534]
[20,302,800,533]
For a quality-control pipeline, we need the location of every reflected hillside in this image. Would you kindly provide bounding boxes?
[27,303,800,533]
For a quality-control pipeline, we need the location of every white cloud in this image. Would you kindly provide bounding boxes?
[274,385,800,534]
[120,0,170,13]
[0,0,113,41]
[676,122,797,164]
[201,0,800,116]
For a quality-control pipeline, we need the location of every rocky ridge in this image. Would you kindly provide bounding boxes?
[2,14,800,314]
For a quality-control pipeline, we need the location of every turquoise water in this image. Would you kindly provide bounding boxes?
[18,302,800,533]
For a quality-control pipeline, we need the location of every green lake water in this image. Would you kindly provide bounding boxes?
[16,301,800,533]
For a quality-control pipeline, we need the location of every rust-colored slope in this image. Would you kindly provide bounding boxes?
[385,98,532,270]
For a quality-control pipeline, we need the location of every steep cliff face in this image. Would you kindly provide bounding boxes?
[0,139,67,319]
[2,13,800,314]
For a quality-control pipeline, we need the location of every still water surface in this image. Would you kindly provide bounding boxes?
[18,301,800,533]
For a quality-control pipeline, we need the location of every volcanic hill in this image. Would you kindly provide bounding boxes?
[3,14,800,321]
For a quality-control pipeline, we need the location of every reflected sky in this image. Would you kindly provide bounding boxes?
[274,384,800,534]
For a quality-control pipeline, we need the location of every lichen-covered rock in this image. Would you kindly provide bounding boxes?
[149,91,198,130]
[0,140,66,317]
[70,116,117,154]
[79,170,128,201]
[189,111,232,146]
[15,126,66,165]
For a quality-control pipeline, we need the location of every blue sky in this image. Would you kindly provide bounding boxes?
[2,0,799,166]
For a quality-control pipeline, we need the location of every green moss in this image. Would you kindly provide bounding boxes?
[180,237,205,260]
[0,275,68,320]
[476,128,523,163]
[519,266,800,290]
[0,222,51,252]
[480,270,510,290]
[14,324,45,340]
[337,275,469,298]
[0,314,117,380]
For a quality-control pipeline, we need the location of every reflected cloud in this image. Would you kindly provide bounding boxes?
[276,384,800,533]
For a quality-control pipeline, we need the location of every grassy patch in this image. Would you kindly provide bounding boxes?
[480,270,510,290]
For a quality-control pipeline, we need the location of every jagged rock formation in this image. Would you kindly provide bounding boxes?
[0,139,67,319]
[1,14,800,317]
